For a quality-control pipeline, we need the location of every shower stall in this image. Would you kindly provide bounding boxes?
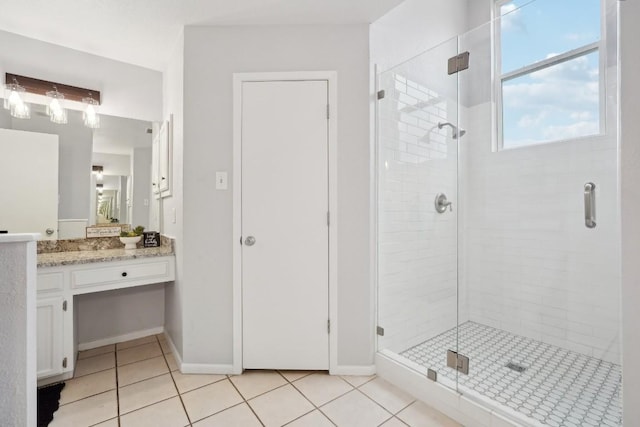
[375,1,621,426]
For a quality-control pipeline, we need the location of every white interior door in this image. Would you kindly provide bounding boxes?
[0,128,59,239]
[242,80,329,370]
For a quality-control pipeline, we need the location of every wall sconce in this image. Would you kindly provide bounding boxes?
[4,73,101,128]
[96,183,104,194]
[3,77,31,119]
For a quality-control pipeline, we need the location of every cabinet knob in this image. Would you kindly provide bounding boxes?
[122,272,127,277]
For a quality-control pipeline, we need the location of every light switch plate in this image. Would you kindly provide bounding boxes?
[216,172,228,190]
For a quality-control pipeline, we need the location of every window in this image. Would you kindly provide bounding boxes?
[496,0,603,149]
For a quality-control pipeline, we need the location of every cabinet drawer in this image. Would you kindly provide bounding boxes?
[71,259,172,290]
[38,271,64,293]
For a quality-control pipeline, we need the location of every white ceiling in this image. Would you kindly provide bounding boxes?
[0,0,403,71]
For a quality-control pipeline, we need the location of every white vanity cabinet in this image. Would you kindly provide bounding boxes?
[36,255,175,383]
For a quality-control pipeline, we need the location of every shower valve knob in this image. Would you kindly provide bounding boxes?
[434,193,452,213]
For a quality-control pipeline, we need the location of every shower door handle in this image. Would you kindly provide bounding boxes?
[584,182,596,229]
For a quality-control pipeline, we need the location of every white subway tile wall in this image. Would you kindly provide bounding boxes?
[461,103,621,364]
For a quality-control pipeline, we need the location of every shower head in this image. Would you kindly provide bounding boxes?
[437,122,466,139]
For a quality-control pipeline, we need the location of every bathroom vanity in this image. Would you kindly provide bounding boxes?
[36,242,175,384]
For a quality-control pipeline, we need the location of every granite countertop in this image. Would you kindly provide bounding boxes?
[37,245,174,267]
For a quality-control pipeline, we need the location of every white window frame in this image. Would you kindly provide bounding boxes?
[493,0,606,150]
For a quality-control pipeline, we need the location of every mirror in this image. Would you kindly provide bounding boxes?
[0,105,153,239]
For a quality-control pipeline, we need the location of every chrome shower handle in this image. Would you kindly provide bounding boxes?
[435,193,452,213]
[584,182,596,229]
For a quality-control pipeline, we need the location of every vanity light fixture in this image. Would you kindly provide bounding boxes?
[46,87,67,124]
[3,77,31,119]
[4,73,101,128]
[83,94,100,129]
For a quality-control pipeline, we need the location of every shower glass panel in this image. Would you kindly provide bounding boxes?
[455,3,621,426]
[376,36,459,392]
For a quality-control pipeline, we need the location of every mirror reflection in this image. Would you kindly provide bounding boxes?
[0,105,153,239]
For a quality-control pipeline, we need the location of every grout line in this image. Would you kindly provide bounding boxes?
[355,388,395,417]
[87,416,119,427]
[72,365,116,380]
[169,373,192,424]
[393,400,416,416]
[280,408,320,426]
[114,346,121,426]
[118,395,178,419]
[227,377,266,427]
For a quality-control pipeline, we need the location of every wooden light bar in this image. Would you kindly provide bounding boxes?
[5,73,101,104]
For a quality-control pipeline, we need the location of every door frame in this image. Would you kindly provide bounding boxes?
[232,71,338,374]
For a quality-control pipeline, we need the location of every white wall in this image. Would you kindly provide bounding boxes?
[0,30,162,122]
[76,284,165,345]
[0,235,37,427]
[92,152,131,177]
[162,31,184,357]
[620,0,640,423]
[177,24,371,367]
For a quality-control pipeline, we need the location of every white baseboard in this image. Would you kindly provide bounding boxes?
[181,364,236,375]
[162,330,183,370]
[161,331,235,375]
[330,364,376,376]
[78,326,165,351]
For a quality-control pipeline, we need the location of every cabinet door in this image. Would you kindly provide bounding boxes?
[37,296,64,378]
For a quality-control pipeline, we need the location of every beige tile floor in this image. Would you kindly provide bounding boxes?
[48,334,461,427]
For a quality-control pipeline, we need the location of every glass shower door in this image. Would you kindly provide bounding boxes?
[376,36,460,391]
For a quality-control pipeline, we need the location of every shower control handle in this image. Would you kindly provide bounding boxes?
[435,193,452,213]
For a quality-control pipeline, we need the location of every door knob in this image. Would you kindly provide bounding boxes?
[244,236,256,246]
[46,228,55,235]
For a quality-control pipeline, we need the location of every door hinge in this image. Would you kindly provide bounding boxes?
[447,51,470,75]
[327,211,330,227]
[62,357,68,368]
[377,90,385,100]
[446,349,469,375]
[376,326,385,336]
[62,300,67,311]
[326,104,330,119]
[327,319,331,333]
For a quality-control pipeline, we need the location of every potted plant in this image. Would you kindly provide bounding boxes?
[119,226,145,250]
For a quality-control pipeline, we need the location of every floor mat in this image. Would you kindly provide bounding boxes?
[37,382,65,427]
